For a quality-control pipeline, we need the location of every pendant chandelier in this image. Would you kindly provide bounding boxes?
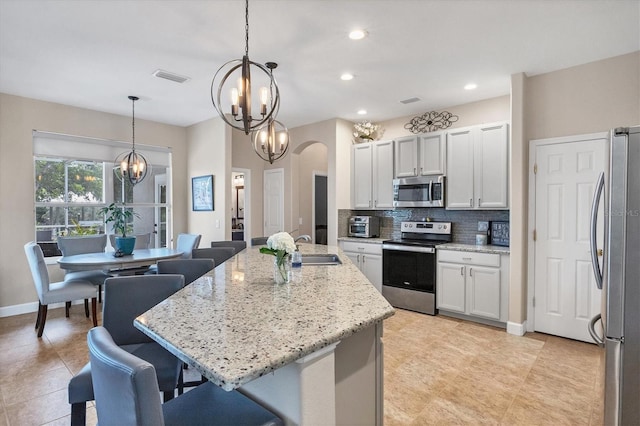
[211,0,280,135]
[251,62,289,164]
[114,96,150,186]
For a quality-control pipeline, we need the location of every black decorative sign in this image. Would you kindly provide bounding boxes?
[404,111,459,134]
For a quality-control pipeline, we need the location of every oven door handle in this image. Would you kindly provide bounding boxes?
[382,244,435,254]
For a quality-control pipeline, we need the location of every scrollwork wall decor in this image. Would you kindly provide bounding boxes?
[404,111,459,134]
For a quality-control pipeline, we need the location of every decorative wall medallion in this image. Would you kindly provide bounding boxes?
[404,111,459,134]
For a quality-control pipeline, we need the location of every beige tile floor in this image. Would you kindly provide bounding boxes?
[0,305,603,425]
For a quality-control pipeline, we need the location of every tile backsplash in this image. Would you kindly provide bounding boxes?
[338,208,509,244]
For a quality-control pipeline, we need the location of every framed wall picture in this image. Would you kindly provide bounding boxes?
[192,175,214,211]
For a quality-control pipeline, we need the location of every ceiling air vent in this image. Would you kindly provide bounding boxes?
[152,69,190,84]
[400,97,421,104]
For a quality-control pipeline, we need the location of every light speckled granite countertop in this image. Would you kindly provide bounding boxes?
[337,237,386,244]
[134,244,395,391]
[436,243,510,254]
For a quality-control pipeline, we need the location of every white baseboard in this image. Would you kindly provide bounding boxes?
[507,320,527,336]
[0,299,86,318]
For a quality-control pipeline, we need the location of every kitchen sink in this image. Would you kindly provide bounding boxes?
[300,254,342,265]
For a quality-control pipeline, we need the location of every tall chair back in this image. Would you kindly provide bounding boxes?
[210,240,247,253]
[102,274,184,346]
[156,259,214,285]
[57,234,107,256]
[251,237,269,246]
[192,247,236,266]
[176,233,202,259]
[88,327,165,426]
[24,242,51,301]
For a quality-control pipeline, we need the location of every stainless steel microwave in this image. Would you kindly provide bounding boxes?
[393,176,445,208]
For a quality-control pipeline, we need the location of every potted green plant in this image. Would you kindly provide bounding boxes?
[100,203,139,255]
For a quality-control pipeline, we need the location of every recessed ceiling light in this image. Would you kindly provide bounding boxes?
[349,29,368,40]
[341,73,354,81]
[464,83,478,90]
[357,109,367,115]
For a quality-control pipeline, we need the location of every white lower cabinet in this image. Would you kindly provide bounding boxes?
[437,250,509,323]
[339,240,382,293]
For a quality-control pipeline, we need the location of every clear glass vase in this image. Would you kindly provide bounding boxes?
[274,257,291,284]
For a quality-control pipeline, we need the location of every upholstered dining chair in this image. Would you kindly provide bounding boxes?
[68,274,185,426]
[24,242,98,338]
[192,247,236,266]
[177,233,202,258]
[88,326,284,426]
[251,236,269,246]
[146,233,202,275]
[156,259,214,285]
[210,240,247,253]
[57,234,110,302]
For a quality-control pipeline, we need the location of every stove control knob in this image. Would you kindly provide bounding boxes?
[443,225,447,229]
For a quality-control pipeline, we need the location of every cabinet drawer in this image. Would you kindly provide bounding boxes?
[340,241,382,255]
[437,250,500,267]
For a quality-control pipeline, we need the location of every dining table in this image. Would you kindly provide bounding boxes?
[57,248,183,273]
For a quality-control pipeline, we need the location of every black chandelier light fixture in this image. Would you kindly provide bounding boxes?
[114,96,150,186]
[251,62,289,164]
[211,0,280,135]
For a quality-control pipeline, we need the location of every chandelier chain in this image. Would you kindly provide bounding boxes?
[131,98,136,151]
[244,0,249,57]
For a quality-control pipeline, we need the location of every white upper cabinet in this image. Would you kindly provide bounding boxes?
[446,122,509,209]
[352,140,394,209]
[352,144,373,209]
[394,132,445,178]
[372,140,394,209]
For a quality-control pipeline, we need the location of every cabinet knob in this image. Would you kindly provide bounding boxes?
[414,168,417,175]
[469,268,473,276]
[460,267,464,275]
[478,198,481,206]
[469,198,473,207]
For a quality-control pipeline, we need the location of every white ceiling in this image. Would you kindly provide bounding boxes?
[1,0,638,129]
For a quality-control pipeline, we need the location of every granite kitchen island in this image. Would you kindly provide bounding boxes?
[135,244,395,426]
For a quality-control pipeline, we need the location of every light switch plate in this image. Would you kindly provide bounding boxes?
[478,221,489,232]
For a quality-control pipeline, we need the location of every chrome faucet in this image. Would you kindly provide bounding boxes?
[295,234,311,243]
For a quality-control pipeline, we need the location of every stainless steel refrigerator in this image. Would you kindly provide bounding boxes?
[589,126,640,425]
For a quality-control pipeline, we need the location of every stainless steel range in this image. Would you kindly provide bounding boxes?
[382,221,452,315]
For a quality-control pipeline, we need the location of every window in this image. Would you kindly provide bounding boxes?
[33,131,172,256]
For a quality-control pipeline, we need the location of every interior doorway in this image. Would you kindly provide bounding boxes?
[313,173,328,244]
[231,168,250,245]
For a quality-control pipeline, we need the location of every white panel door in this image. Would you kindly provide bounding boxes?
[533,138,605,342]
[264,168,284,236]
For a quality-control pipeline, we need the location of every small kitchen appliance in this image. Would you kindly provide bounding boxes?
[382,221,452,315]
[348,216,380,238]
[392,175,445,208]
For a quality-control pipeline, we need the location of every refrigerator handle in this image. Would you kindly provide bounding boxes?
[588,313,605,347]
[590,172,605,290]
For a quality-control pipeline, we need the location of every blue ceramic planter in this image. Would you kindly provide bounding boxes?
[115,236,136,255]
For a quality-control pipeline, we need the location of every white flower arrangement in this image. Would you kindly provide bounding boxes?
[353,120,381,142]
[264,232,297,255]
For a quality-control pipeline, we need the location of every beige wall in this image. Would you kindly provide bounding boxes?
[379,95,511,140]
[186,117,231,246]
[297,143,328,238]
[231,129,267,240]
[0,93,188,309]
[526,51,640,141]
[514,51,640,326]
